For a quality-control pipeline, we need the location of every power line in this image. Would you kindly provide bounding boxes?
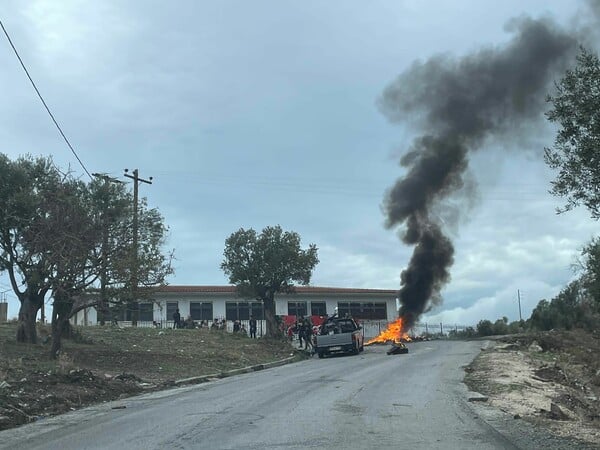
[0,18,93,180]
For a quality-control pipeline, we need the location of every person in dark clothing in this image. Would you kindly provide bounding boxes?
[249,315,257,339]
[297,316,306,348]
[172,308,181,329]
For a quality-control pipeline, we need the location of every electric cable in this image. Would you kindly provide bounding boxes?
[0,18,93,180]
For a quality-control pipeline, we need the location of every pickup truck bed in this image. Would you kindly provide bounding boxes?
[314,317,364,358]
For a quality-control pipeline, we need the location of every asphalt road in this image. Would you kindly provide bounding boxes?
[0,340,587,450]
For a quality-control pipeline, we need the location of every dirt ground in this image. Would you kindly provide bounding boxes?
[0,323,302,431]
[464,329,600,446]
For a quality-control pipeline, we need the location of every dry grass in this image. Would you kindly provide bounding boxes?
[0,322,301,430]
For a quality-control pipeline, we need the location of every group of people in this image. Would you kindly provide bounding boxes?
[172,309,258,338]
[171,309,209,329]
[232,319,247,334]
[210,318,227,330]
[290,316,314,351]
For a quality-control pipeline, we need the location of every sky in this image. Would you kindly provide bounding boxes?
[1,0,598,326]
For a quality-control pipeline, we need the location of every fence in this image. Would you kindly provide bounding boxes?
[88,318,472,339]
[108,319,268,337]
[360,320,472,339]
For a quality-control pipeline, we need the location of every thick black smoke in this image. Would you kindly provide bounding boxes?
[380,17,579,328]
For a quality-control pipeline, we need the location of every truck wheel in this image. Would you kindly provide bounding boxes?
[317,351,324,359]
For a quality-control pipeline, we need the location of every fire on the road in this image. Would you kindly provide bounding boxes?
[365,317,412,345]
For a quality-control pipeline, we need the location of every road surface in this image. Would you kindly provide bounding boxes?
[0,340,587,449]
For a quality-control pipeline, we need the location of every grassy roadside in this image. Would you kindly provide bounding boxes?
[0,322,303,430]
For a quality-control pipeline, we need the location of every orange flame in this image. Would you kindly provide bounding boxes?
[366,317,412,345]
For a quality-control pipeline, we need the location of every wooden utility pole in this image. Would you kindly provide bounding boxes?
[123,169,152,326]
[517,289,522,322]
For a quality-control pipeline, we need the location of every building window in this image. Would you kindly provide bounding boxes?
[139,303,154,322]
[310,301,327,316]
[250,302,264,320]
[288,301,307,317]
[166,301,179,321]
[112,303,137,321]
[190,302,213,320]
[337,302,387,320]
[226,301,263,320]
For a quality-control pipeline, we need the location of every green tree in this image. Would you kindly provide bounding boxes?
[492,316,509,335]
[476,319,494,337]
[448,326,476,339]
[0,154,61,343]
[578,237,600,308]
[41,179,102,356]
[221,225,319,338]
[100,195,174,325]
[507,320,525,334]
[47,180,173,356]
[0,153,173,348]
[528,299,553,331]
[544,47,600,218]
[528,281,588,331]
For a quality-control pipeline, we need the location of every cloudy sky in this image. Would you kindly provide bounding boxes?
[1,0,598,326]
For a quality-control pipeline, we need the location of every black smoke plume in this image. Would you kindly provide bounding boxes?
[380,17,578,329]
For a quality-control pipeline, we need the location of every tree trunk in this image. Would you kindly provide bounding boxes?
[130,301,139,327]
[50,291,75,358]
[263,294,279,338]
[16,296,41,344]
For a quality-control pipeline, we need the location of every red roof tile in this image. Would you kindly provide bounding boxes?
[156,285,397,295]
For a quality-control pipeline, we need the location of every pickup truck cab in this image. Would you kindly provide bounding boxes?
[314,316,364,358]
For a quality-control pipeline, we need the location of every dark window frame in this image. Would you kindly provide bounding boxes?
[310,301,327,316]
[226,301,264,320]
[337,301,387,320]
[166,301,179,321]
[190,302,213,321]
[139,302,154,322]
[288,301,307,317]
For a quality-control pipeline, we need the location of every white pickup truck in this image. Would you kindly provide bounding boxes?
[314,316,364,358]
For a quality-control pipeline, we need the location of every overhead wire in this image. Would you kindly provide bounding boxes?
[0,18,93,180]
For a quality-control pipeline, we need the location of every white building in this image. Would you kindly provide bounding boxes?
[72,285,398,329]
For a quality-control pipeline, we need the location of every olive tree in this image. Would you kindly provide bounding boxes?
[0,153,173,348]
[0,154,61,343]
[221,226,319,337]
[545,47,600,218]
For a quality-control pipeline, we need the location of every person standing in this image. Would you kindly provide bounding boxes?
[297,316,306,349]
[172,308,181,329]
[304,317,314,353]
[249,315,257,339]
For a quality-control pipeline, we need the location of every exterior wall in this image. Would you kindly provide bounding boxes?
[275,293,397,319]
[72,306,97,326]
[70,287,399,327]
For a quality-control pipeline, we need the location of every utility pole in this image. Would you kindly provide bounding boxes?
[123,169,152,326]
[92,173,123,325]
[517,289,523,322]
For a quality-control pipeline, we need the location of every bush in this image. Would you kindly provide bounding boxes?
[476,320,494,336]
